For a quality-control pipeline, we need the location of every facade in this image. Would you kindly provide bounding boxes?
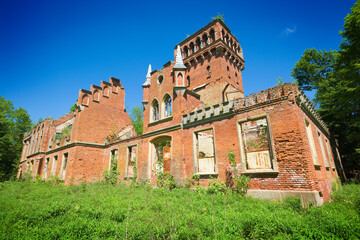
[18,19,345,205]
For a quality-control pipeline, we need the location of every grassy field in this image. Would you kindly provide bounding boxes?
[0,181,359,239]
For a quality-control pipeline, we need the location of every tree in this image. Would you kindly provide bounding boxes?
[130,106,143,135]
[0,96,32,181]
[291,1,360,179]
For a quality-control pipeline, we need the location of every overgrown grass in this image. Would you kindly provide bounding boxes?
[0,181,359,239]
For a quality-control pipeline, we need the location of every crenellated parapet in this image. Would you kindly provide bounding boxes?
[296,88,330,135]
[76,77,125,111]
[182,84,330,137]
[182,101,234,125]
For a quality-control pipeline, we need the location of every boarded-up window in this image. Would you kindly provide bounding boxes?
[240,118,272,170]
[305,119,319,166]
[195,129,216,173]
[126,146,137,178]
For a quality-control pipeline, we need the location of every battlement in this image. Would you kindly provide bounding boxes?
[183,84,298,125]
[77,77,125,110]
[54,113,75,126]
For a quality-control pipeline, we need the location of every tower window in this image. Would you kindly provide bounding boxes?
[207,66,211,78]
[162,94,172,118]
[151,99,159,122]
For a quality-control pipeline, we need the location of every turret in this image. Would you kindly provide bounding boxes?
[173,45,187,96]
[142,64,151,109]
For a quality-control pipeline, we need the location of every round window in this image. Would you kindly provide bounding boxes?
[157,75,164,85]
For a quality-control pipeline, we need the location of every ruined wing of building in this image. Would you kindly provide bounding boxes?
[18,19,345,206]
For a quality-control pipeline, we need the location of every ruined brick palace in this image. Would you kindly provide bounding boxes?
[18,19,345,205]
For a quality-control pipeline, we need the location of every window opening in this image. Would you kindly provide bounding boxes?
[305,119,319,166]
[195,129,216,173]
[60,153,68,180]
[126,146,137,178]
[240,118,272,169]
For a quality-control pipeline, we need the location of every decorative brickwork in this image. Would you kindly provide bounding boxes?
[18,20,344,206]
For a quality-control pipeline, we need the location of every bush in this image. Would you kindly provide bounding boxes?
[282,196,303,213]
[0,182,359,239]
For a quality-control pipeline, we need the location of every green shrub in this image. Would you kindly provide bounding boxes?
[0,181,359,239]
[282,196,303,212]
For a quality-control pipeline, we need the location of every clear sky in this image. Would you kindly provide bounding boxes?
[0,0,356,122]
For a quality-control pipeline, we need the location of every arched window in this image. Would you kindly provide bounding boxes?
[207,66,211,78]
[209,29,216,43]
[151,99,159,122]
[189,42,195,54]
[177,73,184,86]
[196,38,202,51]
[187,76,190,86]
[82,94,89,105]
[162,94,172,118]
[93,90,100,101]
[202,34,209,45]
[221,29,225,40]
[183,46,189,58]
[103,86,109,97]
[227,66,230,78]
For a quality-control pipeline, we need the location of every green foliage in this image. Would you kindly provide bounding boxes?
[212,13,224,22]
[69,103,77,113]
[207,179,229,195]
[102,155,119,185]
[228,149,250,195]
[129,106,143,135]
[0,181,359,239]
[275,77,284,86]
[282,196,303,213]
[291,1,360,177]
[0,96,32,181]
[55,126,71,140]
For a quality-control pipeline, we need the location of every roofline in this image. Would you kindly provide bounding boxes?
[175,19,239,48]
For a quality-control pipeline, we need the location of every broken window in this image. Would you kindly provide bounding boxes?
[43,158,50,180]
[162,94,172,118]
[60,153,68,180]
[109,149,118,171]
[152,139,171,174]
[240,117,273,170]
[194,129,216,173]
[317,132,329,169]
[305,119,319,166]
[151,99,159,122]
[126,146,137,178]
[50,156,58,176]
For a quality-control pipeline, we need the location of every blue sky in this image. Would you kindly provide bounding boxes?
[0,0,356,122]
